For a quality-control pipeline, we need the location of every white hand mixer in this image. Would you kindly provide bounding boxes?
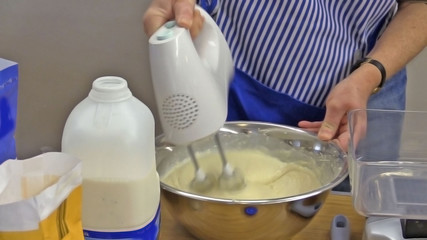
[149,6,245,192]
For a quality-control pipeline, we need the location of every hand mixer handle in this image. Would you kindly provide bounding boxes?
[149,5,234,145]
[193,6,233,93]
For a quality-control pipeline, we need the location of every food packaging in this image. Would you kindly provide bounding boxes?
[0,152,84,240]
[0,58,18,164]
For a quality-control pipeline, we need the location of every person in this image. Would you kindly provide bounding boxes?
[144,1,426,191]
[143,0,426,151]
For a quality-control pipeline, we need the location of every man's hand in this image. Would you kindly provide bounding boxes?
[298,63,379,151]
[143,0,204,38]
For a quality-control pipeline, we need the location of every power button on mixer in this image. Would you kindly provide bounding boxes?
[156,29,173,40]
[165,20,176,29]
[156,21,176,40]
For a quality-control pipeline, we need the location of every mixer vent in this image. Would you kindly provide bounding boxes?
[162,94,199,130]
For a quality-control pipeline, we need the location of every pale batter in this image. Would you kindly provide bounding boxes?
[162,149,321,199]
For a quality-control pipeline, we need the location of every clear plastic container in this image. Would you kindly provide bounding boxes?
[348,109,427,220]
[62,76,160,239]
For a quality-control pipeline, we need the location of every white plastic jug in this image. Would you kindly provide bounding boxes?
[61,76,160,240]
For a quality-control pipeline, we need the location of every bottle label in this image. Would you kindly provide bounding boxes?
[83,205,160,240]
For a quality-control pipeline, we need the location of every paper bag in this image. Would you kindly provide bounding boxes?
[0,152,84,240]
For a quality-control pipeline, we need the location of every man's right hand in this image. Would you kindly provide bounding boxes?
[143,0,204,38]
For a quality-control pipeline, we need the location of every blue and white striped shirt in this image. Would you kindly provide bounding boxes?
[199,0,397,107]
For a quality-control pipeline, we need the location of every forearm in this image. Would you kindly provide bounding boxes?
[301,2,427,145]
[366,2,427,86]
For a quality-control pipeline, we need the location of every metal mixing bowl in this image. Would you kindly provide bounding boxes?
[156,121,348,240]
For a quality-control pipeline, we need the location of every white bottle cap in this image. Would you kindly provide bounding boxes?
[89,76,132,102]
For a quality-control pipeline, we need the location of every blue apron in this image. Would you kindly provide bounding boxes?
[226,67,407,125]
[227,68,326,125]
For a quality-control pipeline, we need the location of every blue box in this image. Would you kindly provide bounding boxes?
[0,58,18,164]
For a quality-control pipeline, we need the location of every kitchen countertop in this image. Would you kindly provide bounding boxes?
[159,192,366,240]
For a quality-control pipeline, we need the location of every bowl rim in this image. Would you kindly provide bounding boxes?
[156,121,349,204]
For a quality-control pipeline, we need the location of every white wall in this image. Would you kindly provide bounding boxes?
[406,48,427,110]
[0,1,426,158]
[0,0,157,158]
